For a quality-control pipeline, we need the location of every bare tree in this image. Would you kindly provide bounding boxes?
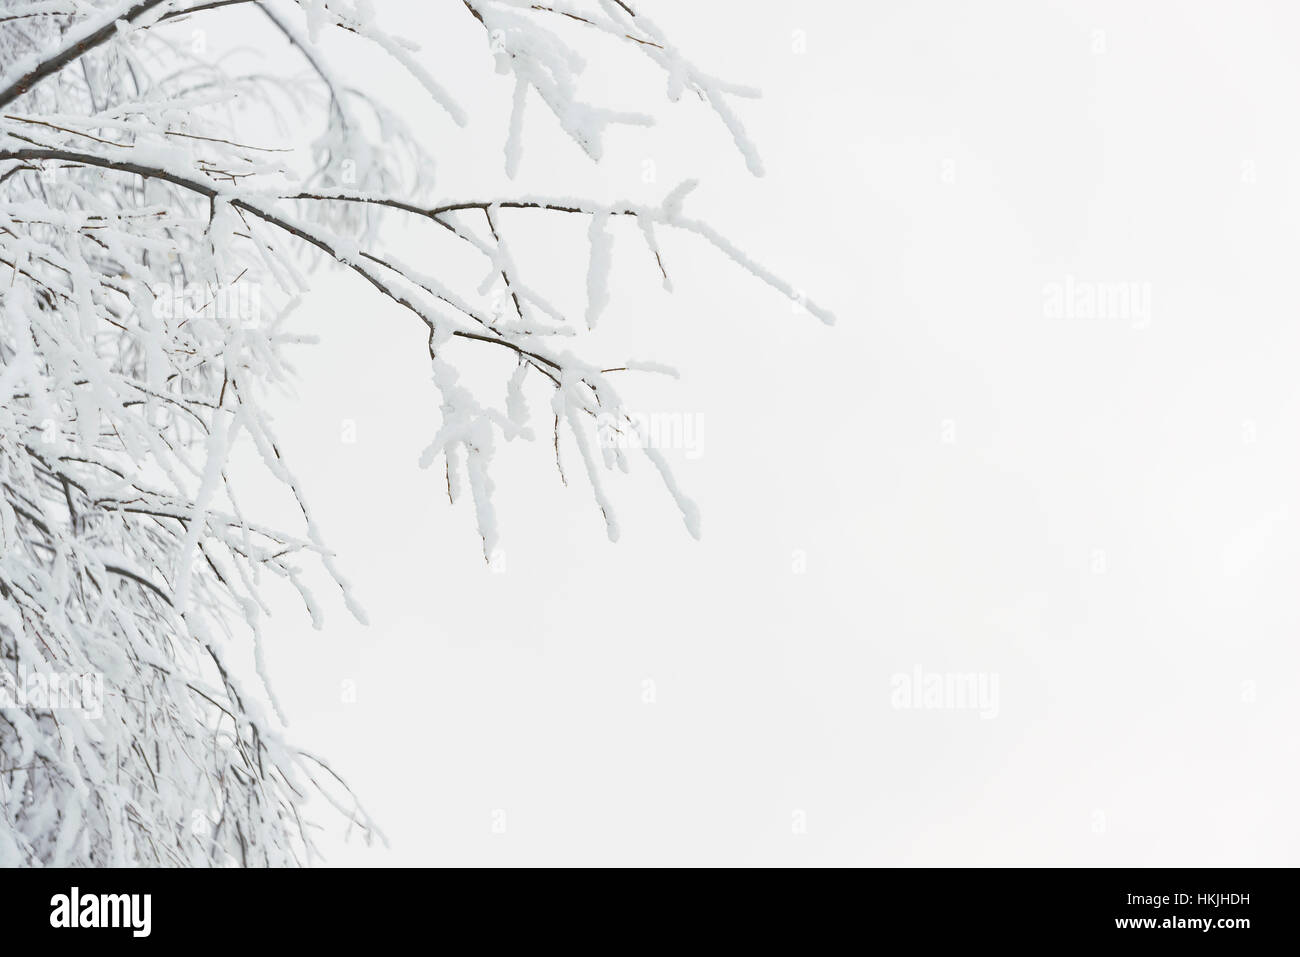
[0,0,832,866]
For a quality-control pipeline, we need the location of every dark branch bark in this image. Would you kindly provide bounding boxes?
[0,147,567,375]
[0,0,171,110]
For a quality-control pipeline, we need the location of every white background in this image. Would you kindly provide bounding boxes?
[228,1,1300,865]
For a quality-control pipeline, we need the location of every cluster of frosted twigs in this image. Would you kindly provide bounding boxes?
[0,0,830,866]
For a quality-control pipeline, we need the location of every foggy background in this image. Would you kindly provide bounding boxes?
[230,1,1300,865]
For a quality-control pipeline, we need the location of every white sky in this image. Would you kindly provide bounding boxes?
[202,1,1300,865]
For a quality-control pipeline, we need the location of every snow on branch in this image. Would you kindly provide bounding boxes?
[0,0,831,866]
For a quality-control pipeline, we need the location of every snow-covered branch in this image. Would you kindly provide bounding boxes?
[0,0,831,866]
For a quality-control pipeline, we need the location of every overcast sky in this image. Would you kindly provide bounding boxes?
[219,0,1300,865]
